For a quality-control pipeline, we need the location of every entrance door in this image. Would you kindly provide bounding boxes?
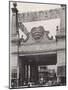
[30,64,38,84]
[19,57,38,86]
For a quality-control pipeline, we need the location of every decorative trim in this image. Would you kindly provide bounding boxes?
[11,48,65,56]
[31,26,44,42]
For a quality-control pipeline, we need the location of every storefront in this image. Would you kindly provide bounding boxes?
[10,2,66,88]
[18,53,57,86]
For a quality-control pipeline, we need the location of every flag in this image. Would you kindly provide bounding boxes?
[18,22,29,42]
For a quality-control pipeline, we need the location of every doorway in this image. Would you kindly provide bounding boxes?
[19,53,57,86]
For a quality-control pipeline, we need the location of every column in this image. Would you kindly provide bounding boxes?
[10,2,19,88]
[28,65,30,82]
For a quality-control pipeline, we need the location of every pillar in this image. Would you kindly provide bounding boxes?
[28,65,30,82]
[10,2,19,88]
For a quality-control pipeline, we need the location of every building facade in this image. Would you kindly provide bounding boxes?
[10,2,66,88]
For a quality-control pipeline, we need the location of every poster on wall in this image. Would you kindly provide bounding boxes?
[9,1,66,89]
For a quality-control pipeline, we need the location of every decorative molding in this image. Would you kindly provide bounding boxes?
[31,26,44,42]
[12,2,18,13]
[31,26,53,42]
[11,48,65,56]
